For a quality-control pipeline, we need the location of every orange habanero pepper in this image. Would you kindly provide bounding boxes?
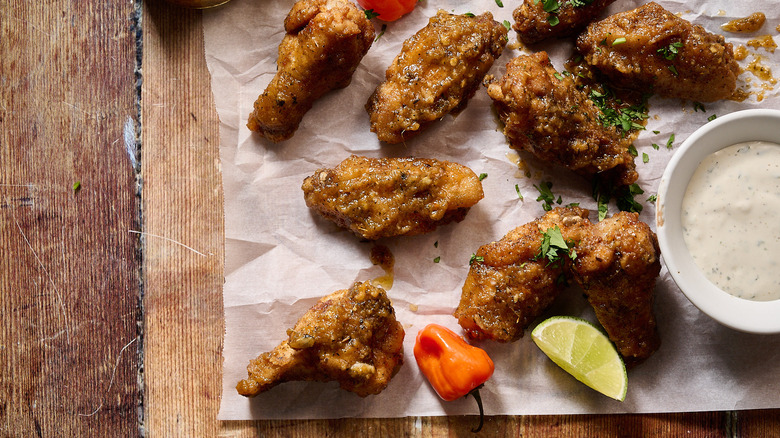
[414,324,494,432]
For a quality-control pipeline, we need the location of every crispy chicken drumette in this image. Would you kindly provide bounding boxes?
[571,211,662,366]
[237,281,405,397]
[302,155,484,240]
[247,0,374,142]
[577,1,739,102]
[366,10,508,144]
[485,51,638,187]
[513,0,616,45]
[455,207,591,342]
[455,207,661,364]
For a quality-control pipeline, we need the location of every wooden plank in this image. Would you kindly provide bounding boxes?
[0,1,141,436]
[140,0,224,436]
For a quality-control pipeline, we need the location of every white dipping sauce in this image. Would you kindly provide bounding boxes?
[681,141,780,301]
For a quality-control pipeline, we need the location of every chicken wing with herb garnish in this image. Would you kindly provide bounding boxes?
[247,0,374,142]
[237,281,405,397]
[484,51,639,188]
[513,0,616,45]
[302,155,484,240]
[576,1,739,102]
[366,10,508,144]
[455,207,590,342]
[455,207,662,365]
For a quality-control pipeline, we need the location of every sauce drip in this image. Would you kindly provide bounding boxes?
[370,244,395,290]
[681,141,780,301]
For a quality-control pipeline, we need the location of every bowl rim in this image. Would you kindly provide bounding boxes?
[656,108,780,334]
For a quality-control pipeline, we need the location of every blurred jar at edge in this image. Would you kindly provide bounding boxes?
[163,0,231,8]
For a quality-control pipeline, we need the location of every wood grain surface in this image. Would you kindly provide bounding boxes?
[0,1,141,436]
[3,0,780,436]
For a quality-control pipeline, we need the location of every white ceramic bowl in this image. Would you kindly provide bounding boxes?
[656,108,780,334]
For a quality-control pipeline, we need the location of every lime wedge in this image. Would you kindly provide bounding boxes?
[531,316,627,401]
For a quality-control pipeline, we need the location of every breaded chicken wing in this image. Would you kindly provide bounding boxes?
[513,0,616,45]
[455,207,661,364]
[366,11,508,144]
[302,155,484,240]
[455,207,591,342]
[237,281,405,397]
[571,211,661,366]
[577,2,739,102]
[485,51,638,187]
[247,0,374,142]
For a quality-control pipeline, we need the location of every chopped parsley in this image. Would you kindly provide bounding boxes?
[433,256,441,263]
[642,152,650,163]
[589,88,649,134]
[515,184,524,200]
[364,9,380,20]
[534,0,596,25]
[533,226,577,274]
[708,114,718,122]
[374,24,387,42]
[495,0,504,7]
[534,181,562,211]
[434,240,439,248]
[693,102,706,112]
[647,194,658,203]
[479,173,488,181]
[612,37,627,46]
[666,133,675,149]
[668,65,679,76]
[503,20,511,31]
[464,12,475,17]
[73,181,82,193]
[469,253,485,265]
[616,183,644,214]
[657,41,683,60]
[651,143,660,150]
[628,144,638,157]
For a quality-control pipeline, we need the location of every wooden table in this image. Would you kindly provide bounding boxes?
[2,0,779,436]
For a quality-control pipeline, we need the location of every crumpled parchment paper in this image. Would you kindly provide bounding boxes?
[204,0,780,420]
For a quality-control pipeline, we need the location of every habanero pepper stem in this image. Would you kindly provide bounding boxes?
[413,324,495,432]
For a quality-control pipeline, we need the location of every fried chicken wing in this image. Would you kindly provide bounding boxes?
[571,211,661,366]
[576,2,739,102]
[247,0,374,142]
[237,281,405,397]
[366,11,508,144]
[302,155,484,240]
[485,51,638,187]
[455,207,661,364]
[454,207,591,342]
[513,0,616,45]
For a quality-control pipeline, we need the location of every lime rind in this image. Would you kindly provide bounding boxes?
[531,316,628,401]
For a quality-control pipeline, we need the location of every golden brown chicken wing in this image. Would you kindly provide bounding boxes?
[571,211,661,366]
[455,207,661,364]
[485,51,638,187]
[513,0,616,45]
[576,2,739,102]
[247,0,374,142]
[455,207,591,342]
[366,10,508,144]
[302,155,484,240]
[237,281,405,397]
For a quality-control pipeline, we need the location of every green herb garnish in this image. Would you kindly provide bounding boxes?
[657,41,683,60]
[612,37,627,46]
[374,24,387,42]
[515,184,524,200]
[534,226,577,271]
[647,194,658,203]
[479,173,488,181]
[708,114,717,122]
[495,0,504,7]
[642,152,649,163]
[503,20,511,30]
[73,181,82,193]
[433,256,441,263]
[469,253,485,265]
[666,133,675,149]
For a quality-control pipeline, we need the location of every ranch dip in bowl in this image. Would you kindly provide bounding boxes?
[656,109,780,334]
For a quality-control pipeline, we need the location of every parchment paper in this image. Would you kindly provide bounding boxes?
[204,0,780,419]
